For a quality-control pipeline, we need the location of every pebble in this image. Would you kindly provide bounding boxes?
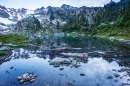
[107,76,113,79]
[80,73,86,76]
[34,74,37,77]
[20,79,25,84]
[18,76,22,80]
[59,68,64,70]
[10,66,14,69]
[114,73,120,77]
[59,74,64,76]
[30,79,35,83]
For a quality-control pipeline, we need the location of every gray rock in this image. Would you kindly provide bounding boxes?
[25,76,30,81]
[114,73,120,77]
[50,57,71,65]
[33,74,37,77]
[20,79,25,84]
[71,60,77,66]
[30,76,35,79]
[107,76,113,79]
[10,66,14,69]
[59,68,64,70]
[30,79,35,83]
[112,69,116,71]
[4,43,17,47]
[80,73,86,76]
[0,46,10,51]
[118,68,126,72]
[53,65,60,67]
[18,76,22,80]
[22,74,28,80]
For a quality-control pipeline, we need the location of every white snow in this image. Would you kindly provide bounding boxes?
[26,10,34,14]
[44,9,48,12]
[17,14,22,20]
[0,8,3,10]
[0,25,8,29]
[0,17,16,24]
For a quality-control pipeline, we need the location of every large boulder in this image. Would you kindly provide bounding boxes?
[49,57,71,65]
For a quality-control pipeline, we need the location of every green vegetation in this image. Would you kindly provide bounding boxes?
[0,34,28,47]
[58,36,130,51]
[0,51,6,56]
[91,0,130,40]
[60,0,130,40]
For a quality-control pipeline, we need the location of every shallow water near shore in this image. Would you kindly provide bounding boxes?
[0,36,130,86]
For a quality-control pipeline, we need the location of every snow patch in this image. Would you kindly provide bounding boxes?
[0,25,8,29]
[0,17,16,24]
[26,10,34,14]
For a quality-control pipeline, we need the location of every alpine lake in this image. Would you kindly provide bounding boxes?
[0,33,130,86]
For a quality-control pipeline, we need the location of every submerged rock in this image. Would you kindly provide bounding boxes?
[113,73,120,77]
[80,73,86,76]
[107,76,113,79]
[59,68,64,70]
[118,68,126,72]
[10,66,14,69]
[71,60,77,66]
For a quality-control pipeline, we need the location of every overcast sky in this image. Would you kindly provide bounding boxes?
[0,0,120,10]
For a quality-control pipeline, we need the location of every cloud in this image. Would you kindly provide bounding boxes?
[0,0,120,9]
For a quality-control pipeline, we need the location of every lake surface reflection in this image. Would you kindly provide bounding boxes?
[0,36,130,86]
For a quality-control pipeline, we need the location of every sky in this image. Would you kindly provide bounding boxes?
[0,0,120,10]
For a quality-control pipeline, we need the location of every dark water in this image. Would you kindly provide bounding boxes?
[0,36,130,86]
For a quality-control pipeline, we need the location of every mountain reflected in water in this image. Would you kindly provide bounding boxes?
[0,36,130,86]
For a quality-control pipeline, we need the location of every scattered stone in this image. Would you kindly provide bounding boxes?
[107,76,113,79]
[114,73,120,77]
[112,69,116,72]
[118,68,126,72]
[73,80,76,82]
[71,60,77,66]
[18,76,22,80]
[20,79,25,84]
[114,80,118,82]
[123,75,127,77]
[74,65,81,68]
[67,82,73,86]
[6,71,9,74]
[10,66,14,69]
[120,77,123,79]
[33,74,37,77]
[17,72,37,84]
[30,79,35,83]
[59,68,64,70]
[26,76,30,81]
[80,73,86,76]
[53,65,60,67]
[59,74,63,76]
